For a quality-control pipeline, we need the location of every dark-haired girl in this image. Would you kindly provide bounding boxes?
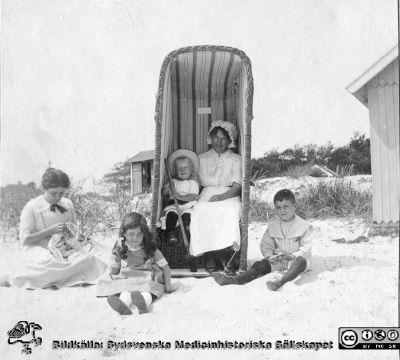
[2,168,107,289]
[106,212,177,315]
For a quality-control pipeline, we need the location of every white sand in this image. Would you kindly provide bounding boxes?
[1,215,398,360]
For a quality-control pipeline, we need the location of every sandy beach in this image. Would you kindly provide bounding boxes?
[1,210,397,359]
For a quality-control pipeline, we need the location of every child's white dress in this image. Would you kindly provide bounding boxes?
[163,179,199,216]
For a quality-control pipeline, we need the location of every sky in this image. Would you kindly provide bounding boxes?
[1,0,398,186]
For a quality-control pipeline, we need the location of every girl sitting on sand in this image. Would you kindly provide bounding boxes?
[106,212,178,315]
[162,149,200,244]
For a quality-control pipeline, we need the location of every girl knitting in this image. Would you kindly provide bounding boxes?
[162,149,200,244]
[106,212,178,315]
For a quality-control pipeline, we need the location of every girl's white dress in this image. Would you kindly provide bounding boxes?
[190,149,242,256]
[10,195,107,289]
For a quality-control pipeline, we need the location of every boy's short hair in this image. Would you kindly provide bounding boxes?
[273,189,296,204]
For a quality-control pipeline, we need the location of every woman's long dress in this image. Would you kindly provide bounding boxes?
[190,149,242,257]
[10,195,107,289]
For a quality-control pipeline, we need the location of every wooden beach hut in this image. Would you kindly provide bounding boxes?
[346,45,399,227]
[127,150,154,195]
[150,45,254,272]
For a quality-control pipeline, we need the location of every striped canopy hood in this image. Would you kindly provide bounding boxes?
[154,45,253,155]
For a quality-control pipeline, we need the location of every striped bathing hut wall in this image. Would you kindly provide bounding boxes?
[367,60,399,225]
[152,46,254,270]
[347,46,399,228]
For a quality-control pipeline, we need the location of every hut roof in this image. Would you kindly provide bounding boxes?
[127,150,155,163]
[346,45,398,107]
[310,165,338,177]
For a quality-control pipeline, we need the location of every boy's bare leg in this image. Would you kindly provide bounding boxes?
[266,256,307,291]
[212,259,271,286]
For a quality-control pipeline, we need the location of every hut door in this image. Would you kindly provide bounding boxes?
[131,163,142,194]
[142,161,152,192]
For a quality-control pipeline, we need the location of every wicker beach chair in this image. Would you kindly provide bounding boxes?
[150,45,254,273]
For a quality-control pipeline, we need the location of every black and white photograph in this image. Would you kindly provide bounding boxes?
[0,0,399,359]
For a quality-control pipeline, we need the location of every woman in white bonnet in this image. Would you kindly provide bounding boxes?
[190,120,242,273]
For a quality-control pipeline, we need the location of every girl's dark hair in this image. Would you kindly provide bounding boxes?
[113,212,157,260]
[209,126,231,142]
[41,168,70,190]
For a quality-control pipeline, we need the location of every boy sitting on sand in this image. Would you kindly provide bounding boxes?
[212,189,312,291]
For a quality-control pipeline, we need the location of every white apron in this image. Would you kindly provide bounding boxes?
[189,186,241,257]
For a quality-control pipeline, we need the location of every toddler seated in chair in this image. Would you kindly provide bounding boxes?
[162,149,200,245]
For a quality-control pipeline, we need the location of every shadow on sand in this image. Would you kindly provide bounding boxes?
[294,255,393,286]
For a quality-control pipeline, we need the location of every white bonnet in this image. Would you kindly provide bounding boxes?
[207,120,238,149]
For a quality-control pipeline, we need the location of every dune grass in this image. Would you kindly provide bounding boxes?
[0,176,374,239]
[295,178,372,220]
[249,197,275,223]
[283,164,313,178]
[249,177,372,222]
[68,183,152,241]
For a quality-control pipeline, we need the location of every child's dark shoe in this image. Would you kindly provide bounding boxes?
[107,295,132,315]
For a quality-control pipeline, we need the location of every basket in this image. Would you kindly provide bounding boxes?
[156,227,204,269]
